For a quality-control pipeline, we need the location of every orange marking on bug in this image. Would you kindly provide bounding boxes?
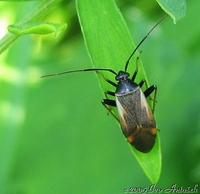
[150,128,157,135]
[127,135,135,143]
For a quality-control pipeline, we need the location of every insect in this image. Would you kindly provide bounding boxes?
[42,16,167,153]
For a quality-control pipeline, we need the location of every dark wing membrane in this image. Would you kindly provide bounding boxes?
[115,88,141,137]
[115,88,156,137]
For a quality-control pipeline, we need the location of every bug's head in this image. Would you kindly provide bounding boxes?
[115,71,130,82]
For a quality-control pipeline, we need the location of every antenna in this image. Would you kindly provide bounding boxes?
[41,68,117,78]
[41,15,168,78]
[124,15,168,72]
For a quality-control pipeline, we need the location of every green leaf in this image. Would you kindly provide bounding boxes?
[0,0,39,1]
[0,0,61,54]
[76,0,161,183]
[156,0,187,23]
[8,21,67,35]
[131,132,161,183]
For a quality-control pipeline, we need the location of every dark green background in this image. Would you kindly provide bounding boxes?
[0,0,199,193]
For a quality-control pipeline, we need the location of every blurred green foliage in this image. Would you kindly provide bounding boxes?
[0,0,199,194]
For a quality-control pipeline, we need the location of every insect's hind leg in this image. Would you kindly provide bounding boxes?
[101,99,119,122]
[96,71,119,122]
[144,85,157,113]
[103,90,119,121]
[139,78,157,101]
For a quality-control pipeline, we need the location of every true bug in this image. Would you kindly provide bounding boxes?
[42,16,167,153]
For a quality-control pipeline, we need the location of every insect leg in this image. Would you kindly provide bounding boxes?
[105,91,115,96]
[96,71,119,121]
[138,79,146,88]
[131,51,142,81]
[102,91,119,121]
[139,79,156,103]
[96,71,117,87]
[102,99,116,106]
[103,90,116,116]
[101,99,119,122]
[130,51,157,111]
[144,85,157,113]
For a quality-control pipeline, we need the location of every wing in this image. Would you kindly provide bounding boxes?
[115,87,156,137]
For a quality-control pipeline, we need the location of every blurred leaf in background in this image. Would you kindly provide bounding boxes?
[0,0,199,194]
